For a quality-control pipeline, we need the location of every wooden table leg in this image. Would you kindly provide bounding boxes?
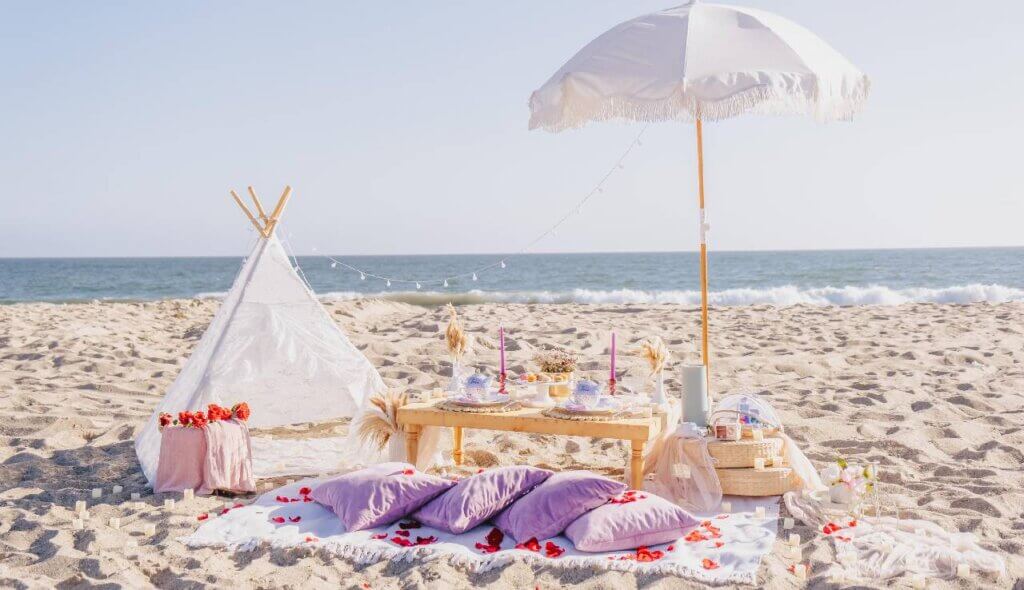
[629,440,645,490]
[405,424,422,465]
[453,426,464,466]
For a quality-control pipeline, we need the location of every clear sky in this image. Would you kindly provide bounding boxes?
[1,1,1021,257]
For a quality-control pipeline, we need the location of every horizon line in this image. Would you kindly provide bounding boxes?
[2,243,1024,260]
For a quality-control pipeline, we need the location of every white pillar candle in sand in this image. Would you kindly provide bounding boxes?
[771,455,783,466]
[788,533,800,547]
[164,499,175,509]
[911,575,927,589]
[75,500,87,513]
[286,478,295,485]
[130,492,140,501]
[754,506,766,520]
[143,523,156,536]
[112,485,123,494]
[73,518,84,530]
[92,488,102,499]
[793,563,807,580]
[956,564,970,579]
[79,510,90,521]
[183,488,194,501]
[109,517,121,530]
[783,517,794,530]
[754,458,766,471]
[751,429,764,441]
[720,501,732,513]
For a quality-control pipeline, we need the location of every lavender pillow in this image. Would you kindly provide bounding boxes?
[413,466,552,534]
[310,462,455,531]
[564,491,699,552]
[493,471,626,542]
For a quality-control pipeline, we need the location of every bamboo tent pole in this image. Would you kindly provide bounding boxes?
[695,119,710,401]
[247,186,269,223]
[264,185,293,237]
[230,190,268,237]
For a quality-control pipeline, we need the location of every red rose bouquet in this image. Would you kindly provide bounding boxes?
[232,402,251,421]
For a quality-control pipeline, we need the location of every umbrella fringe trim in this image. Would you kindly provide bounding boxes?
[529,75,871,131]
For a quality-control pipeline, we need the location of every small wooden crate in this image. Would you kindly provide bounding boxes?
[707,437,784,469]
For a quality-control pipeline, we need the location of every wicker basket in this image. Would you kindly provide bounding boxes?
[717,466,800,497]
[707,437,784,469]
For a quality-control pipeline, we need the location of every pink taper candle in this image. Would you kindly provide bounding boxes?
[610,332,616,381]
[499,326,506,375]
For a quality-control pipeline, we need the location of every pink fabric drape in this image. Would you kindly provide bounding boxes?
[154,420,255,495]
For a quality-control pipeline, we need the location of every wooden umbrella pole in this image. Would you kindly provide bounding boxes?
[695,119,711,398]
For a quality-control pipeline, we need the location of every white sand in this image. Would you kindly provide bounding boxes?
[0,299,1020,588]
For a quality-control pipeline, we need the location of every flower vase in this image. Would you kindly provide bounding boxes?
[650,371,668,406]
[387,432,406,463]
[448,358,464,394]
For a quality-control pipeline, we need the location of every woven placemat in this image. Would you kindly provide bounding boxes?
[436,400,522,414]
[542,407,646,422]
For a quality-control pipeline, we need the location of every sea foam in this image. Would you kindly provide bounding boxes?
[317,283,1024,307]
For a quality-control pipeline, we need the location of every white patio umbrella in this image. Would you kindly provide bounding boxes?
[529,0,869,399]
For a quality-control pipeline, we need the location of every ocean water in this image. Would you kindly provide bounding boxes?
[2,248,1023,306]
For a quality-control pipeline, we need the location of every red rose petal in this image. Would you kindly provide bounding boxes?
[276,495,290,503]
[398,520,422,530]
[305,536,318,542]
[289,516,301,523]
[391,536,413,547]
[485,527,504,548]
[299,487,312,496]
[415,536,437,545]
[402,469,415,476]
[714,541,725,548]
[395,529,410,537]
[515,537,541,552]
[667,545,675,552]
[371,533,388,540]
[702,558,720,570]
[271,516,285,524]
[197,513,209,521]
[544,541,565,558]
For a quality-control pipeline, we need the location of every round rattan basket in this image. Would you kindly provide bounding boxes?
[707,437,784,469]
[717,466,800,497]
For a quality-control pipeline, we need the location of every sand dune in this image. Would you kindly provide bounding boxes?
[0,300,1020,588]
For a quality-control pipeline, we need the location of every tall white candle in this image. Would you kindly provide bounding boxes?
[754,506,766,520]
[956,564,970,578]
[754,458,766,470]
[783,517,794,530]
[109,517,121,530]
[788,533,800,547]
[183,488,194,501]
[164,499,175,509]
[79,510,90,521]
[75,500,87,513]
[112,485,123,494]
[130,492,141,501]
[73,518,84,530]
[720,501,732,513]
[92,488,102,499]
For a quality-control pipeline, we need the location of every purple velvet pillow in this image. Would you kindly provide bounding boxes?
[493,471,626,542]
[310,462,455,531]
[413,466,552,534]
[564,491,699,552]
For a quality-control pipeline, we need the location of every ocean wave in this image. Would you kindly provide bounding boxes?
[317,284,1024,307]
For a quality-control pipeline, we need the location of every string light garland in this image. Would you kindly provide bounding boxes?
[322,126,649,288]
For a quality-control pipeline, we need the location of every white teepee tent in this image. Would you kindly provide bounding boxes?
[135,186,386,484]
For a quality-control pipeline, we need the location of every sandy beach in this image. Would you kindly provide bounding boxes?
[1,299,1021,588]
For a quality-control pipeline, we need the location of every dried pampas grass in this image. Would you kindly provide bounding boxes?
[638,336,670,377]
[445,303,469,358]
[355,390,407,451]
